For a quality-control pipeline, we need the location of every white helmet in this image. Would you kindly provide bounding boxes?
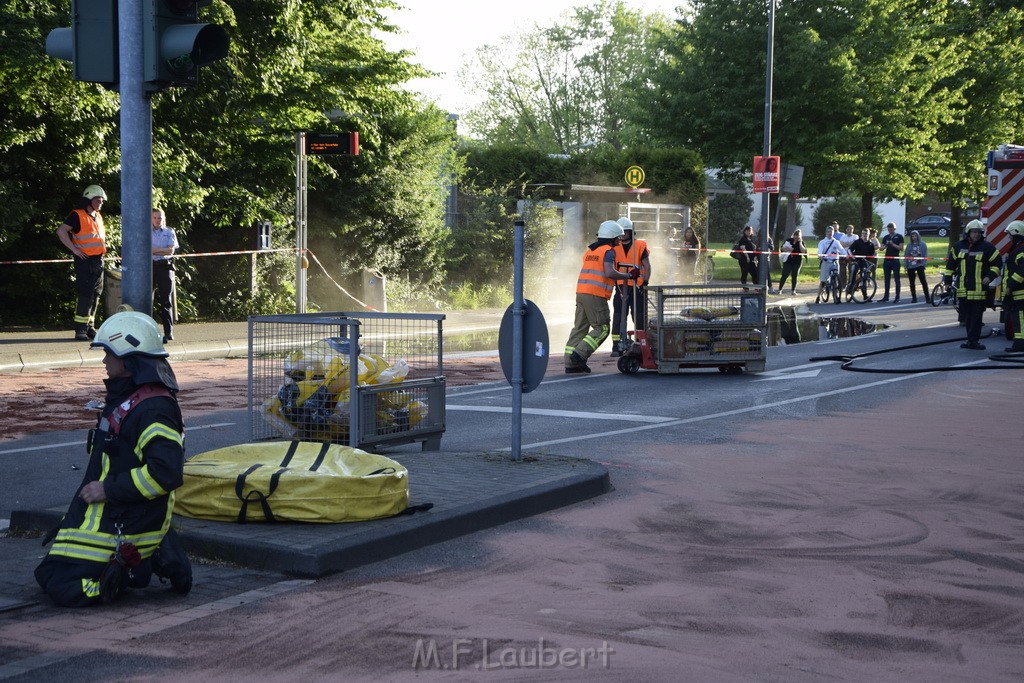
[91,311,168,358]
[1006,220,1024,237]
[83,185,107,200]
[597,220,625,239]
[966,219,984,234]
[617,217,634,232]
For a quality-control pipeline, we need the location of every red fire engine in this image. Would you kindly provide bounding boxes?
[981,144,1024,254]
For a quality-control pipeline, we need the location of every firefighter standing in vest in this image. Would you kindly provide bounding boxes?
[35,311,193,606]
[564,220,635,373]
[56,185,108,341]
[1002,220,1024,353]
[611,217,652,357]
[942,219,1001,350]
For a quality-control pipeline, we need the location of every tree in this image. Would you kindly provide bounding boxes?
[460,0,672,153]
[649,0,974,227]
[0,0,458,324]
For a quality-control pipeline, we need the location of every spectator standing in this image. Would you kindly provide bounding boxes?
[564,221,633,373]
[879,222,904,302]
[734,225,758,286]
[151,209,179,342]
[943,220,1000,349]
[56,185,108,341]
[679,226,701,282]
[777,229,807,294]
[838,225,858,292]
[903,230,930,303]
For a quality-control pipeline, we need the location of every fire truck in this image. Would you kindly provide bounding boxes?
[981,144,1024,254]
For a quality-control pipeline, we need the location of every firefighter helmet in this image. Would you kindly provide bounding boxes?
[1006,220,1024,237]
[617,217,634,232]
[83,185,108,200]
[597,220,625,239]
[91,311,168,358]
[966,219,984,234]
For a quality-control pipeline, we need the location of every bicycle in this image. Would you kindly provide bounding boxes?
[694,250,715,283]
[816,260,842,304]
[931,276,959,311]
[845,262,877,304]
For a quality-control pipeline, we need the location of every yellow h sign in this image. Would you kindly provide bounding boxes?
[624,165,645,188]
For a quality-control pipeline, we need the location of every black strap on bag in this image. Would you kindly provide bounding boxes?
[234,464,288,523]
[278,440,301,467]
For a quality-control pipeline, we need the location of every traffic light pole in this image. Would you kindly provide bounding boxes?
[119,0,154,315]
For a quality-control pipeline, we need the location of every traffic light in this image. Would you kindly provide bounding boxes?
[45,0,119,87]
[143,0,229,91]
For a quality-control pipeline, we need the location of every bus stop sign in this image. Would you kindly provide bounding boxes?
[498,299,549,394]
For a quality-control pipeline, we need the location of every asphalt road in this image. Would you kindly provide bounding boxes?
[4,299,1024,680]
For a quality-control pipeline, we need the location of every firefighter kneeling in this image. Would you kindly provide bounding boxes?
[35,311,192,606]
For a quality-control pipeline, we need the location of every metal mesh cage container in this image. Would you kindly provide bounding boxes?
[248,312,445,451]
[643,285,767,373]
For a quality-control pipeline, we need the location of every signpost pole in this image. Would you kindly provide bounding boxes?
[758,0,776,289]
[295,132,307,313]
[511,219,525,461]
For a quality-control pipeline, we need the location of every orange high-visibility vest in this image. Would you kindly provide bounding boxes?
[70,209,107,256]
[614,238,648,286]
[576,244,616,299]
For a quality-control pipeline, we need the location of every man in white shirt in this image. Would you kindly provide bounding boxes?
[816,225,848,303]
[837,224,858,292]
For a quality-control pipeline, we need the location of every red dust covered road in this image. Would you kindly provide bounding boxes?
[2,359,1022,679]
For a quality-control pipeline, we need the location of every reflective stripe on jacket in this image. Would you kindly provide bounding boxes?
[70,209,107,256]
[576,244,616,299]
[614,239,648,286]
[943,239,1000,300]
[49,384,184,564]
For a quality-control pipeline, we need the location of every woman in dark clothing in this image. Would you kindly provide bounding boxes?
[777,229,807,294]
[904,230,930,303]
[735,225,759,285]
[680,226,701,282]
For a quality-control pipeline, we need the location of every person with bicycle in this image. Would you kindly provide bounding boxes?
[846,228,877,298]
[816,225,847,303]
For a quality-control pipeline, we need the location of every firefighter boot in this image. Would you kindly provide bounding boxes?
[152,528,193,595]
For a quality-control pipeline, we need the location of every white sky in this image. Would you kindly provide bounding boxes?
[381,1,683,115]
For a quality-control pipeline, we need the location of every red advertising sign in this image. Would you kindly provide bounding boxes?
[753,155,780,193]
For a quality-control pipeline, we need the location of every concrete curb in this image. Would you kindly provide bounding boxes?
[10,454,611,578]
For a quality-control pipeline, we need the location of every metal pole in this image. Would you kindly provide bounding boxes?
[295,133,307,313]
[511,219,525,461]
[758,0,776,288]
[119,0,153,314]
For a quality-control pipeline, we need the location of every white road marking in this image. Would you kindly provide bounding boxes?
[512,359,992,450]
[446,405,676,423]
[0,422,236,457]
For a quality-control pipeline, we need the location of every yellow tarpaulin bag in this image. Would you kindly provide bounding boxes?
[176,441,409,523]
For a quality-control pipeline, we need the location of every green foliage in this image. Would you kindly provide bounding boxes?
[811,197,883,234]
[647,0,1024,212]
[707,175,754,243]
[0,0,456,326]
[447,282,512,310]
[460,0,673,153]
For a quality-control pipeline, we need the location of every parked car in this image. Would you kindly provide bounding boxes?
[905,212,979,237]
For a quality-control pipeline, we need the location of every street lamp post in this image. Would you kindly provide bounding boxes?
[758,0,776,289]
